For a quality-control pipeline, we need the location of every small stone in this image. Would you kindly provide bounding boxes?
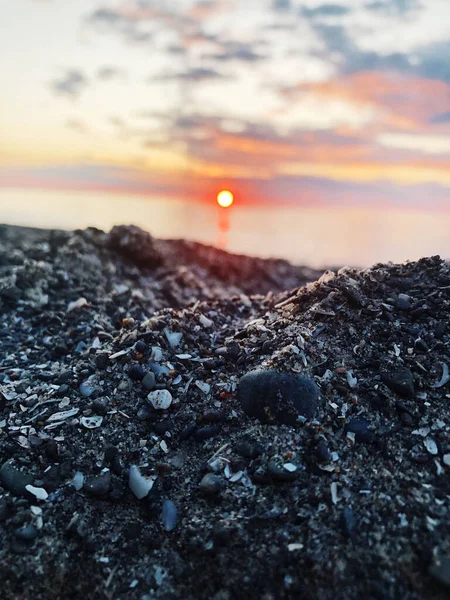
[429,553,450,588]
[194,425,220,442]
[162,499,177,531]
[315,439,332,463]
[91,398,109,416]
[153,419,174,436]
[199,473,224,495]
[201,409,226,424]
[443,454,450,467]
[79,381,96,398]
[15,525,38,542]
[235,437,264,459]
[268,461,297,482]
[141,372,156,391]
[237,370,320,425]
[344,416,375,444]
[128,364,146,381]
[381,367,414,399]
[84,470,111,496]
[340,507,357,538]
[0,461,33,496]
[72,472,84,491]
[147,389,173,410]
[424,438,438,455]
[135,341,147,354]
[395,294,411,310]
[96,353,109,370]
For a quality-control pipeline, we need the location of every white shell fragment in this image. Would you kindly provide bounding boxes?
[67,297,88,312]
[346,370,358,389]
[199,314,213,328]
[25,485,48,501]
[164,328,183,348]
[443,454,450,467]
[80,415,103,429]
[283,463,298,473]
[195,381,211,395]
[431,363,450,388]
[331,482,339,504]
[288,543,304,551]
[424,438,438,455]
[72,471,84,491]
[47,408,79,422]
[129,465,156,499]
[148,389,173,410]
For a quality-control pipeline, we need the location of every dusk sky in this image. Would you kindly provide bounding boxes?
[1,0,450,209]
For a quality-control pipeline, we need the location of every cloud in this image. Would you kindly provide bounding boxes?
[86,6,153,44]
[301,4,351,18]
[66,119,88,133]
[430,111,450,124]
[97,66,124,80]
[366,0,421,13]
[205,41,266,63]
[272,0,292,11]
[416,41,450,83]
[153,67,227,82]
[51,69,88,98]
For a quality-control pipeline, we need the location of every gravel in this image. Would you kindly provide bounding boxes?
[0,223,449,599]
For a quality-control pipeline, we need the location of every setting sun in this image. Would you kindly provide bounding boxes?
[217,190,234,208]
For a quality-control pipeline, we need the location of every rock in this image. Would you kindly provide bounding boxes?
[15,525,38,542]
[194,425,221,442]
[315,439,332,463]
[344,417,376,444]
[106,225,163,267]
[95,353,109,370]
[91,398,109,415]
[201,409,226,424]
[147,389,173,410]
[141,372,156,391]
[79,381,96,398]
[162,499,177,531]
[153,419,174,436]
[84,470,111,496]
[128,364,146,381]
[395,294,411,310]
[135,340,147,354]
[25,485,48,501]
[0,461,34,496]
[237,370,320,425]
[267,461,298,482]
[235,437,264,459]
[381,368,414,399]
[340,507,357,538]
[199,473,224,495]
[429,553,450,588]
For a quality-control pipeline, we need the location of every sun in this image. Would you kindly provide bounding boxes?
[217,190,234,208]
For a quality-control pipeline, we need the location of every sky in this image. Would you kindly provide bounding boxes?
[1,0,450,209]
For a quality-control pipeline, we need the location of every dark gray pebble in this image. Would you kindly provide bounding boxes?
[0,498,9,521]
[128,364,145,381]
[162,499,177,531]
[345,417,376,444]
[95,354,109,370]
[180,423,197,440]
[153,419,174,436]
[340,506,357,538]
[199,473,224,495]
[194,425,221,442]
[201,409,226,424]
[91,398,109,416]
[137,405,153,420]
[238,369,320,425]
[381,367,414,399]
[235,437,264,459]
[15,524,38,542]
[267,461,297,482]
[429,553,450,589]
[135,341,147,354]
[84,470,111,496]
[315,439,332,463]
[141,372,156,391]
[0,461,33,496]
[56,370,73,384]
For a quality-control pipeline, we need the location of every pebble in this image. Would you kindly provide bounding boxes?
[268,461,298,482]
[194,425,221,442]
[235,437,264,459]
[147,389,173,410]
[199,473,224,495]
[237,369,320,425]
[340,507,357,538]
[315,439,332,463]
[429,553,450,588]
[25,484,48,501]
[395,294,411,310]
[15,524,38,542]
[344,417,376,444]
[0,460,34,496]
[128,364,146,381]
[153,419,174,436]
[0,499,9,522]
[135,341,147,354]
[162,499,177,531]
[141,372,156,391]
[91,398,109,415]
[84,470,111,496]
[424,438,438,455]
[381,367,414,399]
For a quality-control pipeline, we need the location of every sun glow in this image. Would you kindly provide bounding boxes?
[217,189,234,208]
